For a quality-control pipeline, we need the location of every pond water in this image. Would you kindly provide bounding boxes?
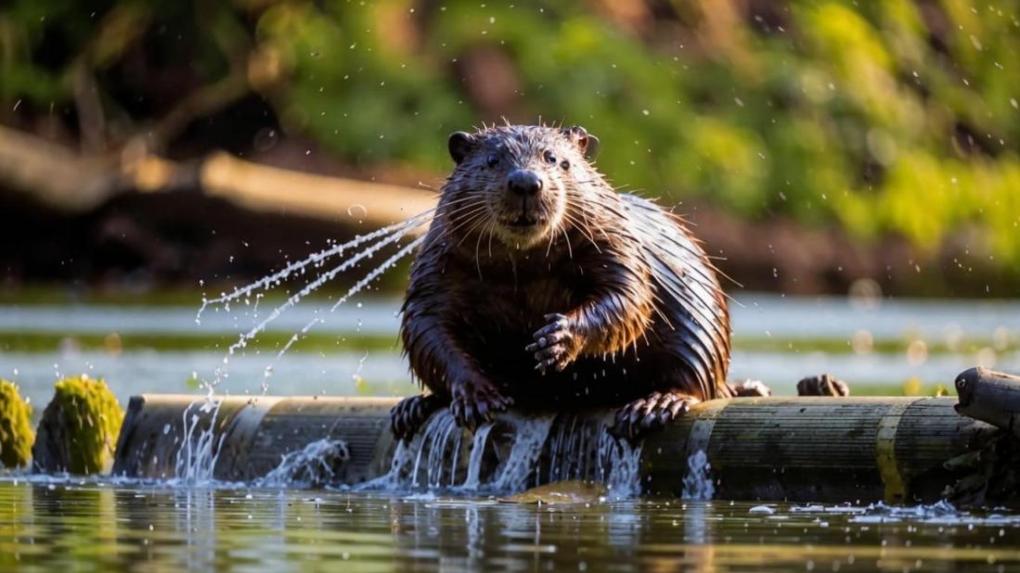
[2,293,1018,409]
[2,478,1019,572]
[3,293,1020,571]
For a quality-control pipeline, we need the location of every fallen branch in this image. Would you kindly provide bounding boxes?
[0,124,437,227]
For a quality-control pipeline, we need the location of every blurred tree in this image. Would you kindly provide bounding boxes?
[0,0,1018,275]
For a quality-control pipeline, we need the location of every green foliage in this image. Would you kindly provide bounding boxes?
[0,379,34,469]
[43,375,124,475]
[3,0,1019,265]
[268,0,1020,262]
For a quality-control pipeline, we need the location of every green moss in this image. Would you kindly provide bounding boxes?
[0,379,34,469]
[54,376,124,474]
[33,376,124,475]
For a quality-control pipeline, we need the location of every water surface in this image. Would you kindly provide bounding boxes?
[2,479,1018,572]
[3,294,1020,571]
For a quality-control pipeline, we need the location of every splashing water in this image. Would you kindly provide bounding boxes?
[211,220,428,390]
[256,438,350,488]
[173,398,227,484]
[361,409,465,491]
[540,414,643,498]
[258,235,426,387]
[487,416,556,493]
[176,210,433,484]
[460,424,495,491]
[839,500,1018,525]
[603,432,643,499]
[195,213,431,325]
[361,411,643,497]
[413,410,465,490]
[682,449,714,501]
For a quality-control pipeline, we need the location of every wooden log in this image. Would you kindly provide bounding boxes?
[0,124,115,212]
[0,124,437,228]
[197,152,435,227]
[112,395,396,482]
[111,393,998,503]
[641,396,992,503]
[954,367,1020,438]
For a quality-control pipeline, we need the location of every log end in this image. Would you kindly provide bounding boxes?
[954,367,988,410]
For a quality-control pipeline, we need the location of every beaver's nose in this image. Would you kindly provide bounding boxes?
[507,170,543,196]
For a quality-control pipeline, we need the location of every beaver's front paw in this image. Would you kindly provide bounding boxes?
[450,378,513,431]
[526,313,583,373]
[610,392,700,441]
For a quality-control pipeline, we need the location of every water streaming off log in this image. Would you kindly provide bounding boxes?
[362,410,642,497]
[173,398,227,485]
[255,438,351,488]
[141,394,642,496]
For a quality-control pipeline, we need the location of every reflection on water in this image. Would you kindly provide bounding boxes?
[2,479,1019,572]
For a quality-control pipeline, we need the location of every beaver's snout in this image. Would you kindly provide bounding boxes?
[507,169,543,197]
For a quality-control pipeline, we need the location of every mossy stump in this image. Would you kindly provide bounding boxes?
[0,379,34,469]
[32,375,124,475]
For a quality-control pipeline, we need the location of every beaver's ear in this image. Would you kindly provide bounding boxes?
[448,131,477,164]
[562,125,600,160]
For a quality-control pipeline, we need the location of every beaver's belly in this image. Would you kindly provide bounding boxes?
[461,321,678,407]
[453,276,587,337]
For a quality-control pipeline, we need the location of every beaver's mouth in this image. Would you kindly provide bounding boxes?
[507,215,541,228]
[491,198,556,242]
[503,202,548,228]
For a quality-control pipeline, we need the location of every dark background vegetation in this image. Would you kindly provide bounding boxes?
[1,0,1017,298]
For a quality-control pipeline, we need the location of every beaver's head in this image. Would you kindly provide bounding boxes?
[441,124,600,249]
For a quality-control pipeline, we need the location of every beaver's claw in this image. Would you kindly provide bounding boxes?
[526,313,582,373]
[390,394,446,441]
[610,392,699,441]
[450,380,513,431]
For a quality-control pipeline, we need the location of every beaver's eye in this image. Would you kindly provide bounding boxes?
[544,151,557,165]
[486,155,499,168]
[560,160,570,171]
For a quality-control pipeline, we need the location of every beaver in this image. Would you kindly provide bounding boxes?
[390,124,820,442]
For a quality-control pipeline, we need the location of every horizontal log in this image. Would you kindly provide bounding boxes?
[641,396,993,503]
[0,124,437,228]
[0,124,115,212]
[111,394,999,503]
[111,395,396,482]
[197,152,435,227]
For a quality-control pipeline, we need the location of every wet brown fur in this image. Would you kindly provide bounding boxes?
[391,124,732,440]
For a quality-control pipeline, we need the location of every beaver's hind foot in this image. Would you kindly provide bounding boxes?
[390,394,447,441]
[610,391,700,441]
[450,379,514,431]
